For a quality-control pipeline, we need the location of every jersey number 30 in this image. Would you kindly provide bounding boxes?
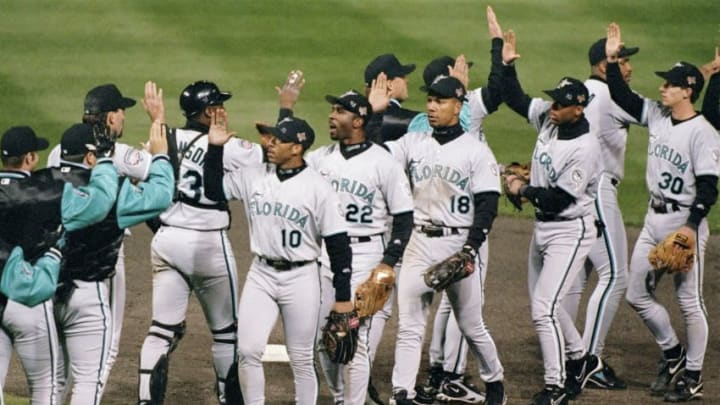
[658,172,684,195]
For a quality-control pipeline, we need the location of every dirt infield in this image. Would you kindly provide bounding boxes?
[5,204,720,404]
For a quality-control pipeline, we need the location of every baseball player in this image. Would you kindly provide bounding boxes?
[364,54,420,144]
[202,112,354,405]
[301,90,414,405]
[500,28,602,404]
[410,9,506,403]
[559,36,642,390]
[137,81,263,404]
[0,126,60,405]
[46,83,153,394]
[605,24,720,402]
[53,121,173,405]
[701,47,720,130]
[0,121,140,403]
[382,75,506,405]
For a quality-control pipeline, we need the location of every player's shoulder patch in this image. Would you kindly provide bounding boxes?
[711,148,720,163]
[239,139,254,150]
[123,148,147,167]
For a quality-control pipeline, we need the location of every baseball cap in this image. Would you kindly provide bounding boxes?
[588,38,639,66]
[256,117,315,150]
[1,126,49,157]
[421,75,467,101]
[422,56,474,87]
[83,84,136,115]
[655,61,704,102]
[364,53,416,87]
[543,77,590,107]
[325,90,373,119]
[61,123,97,157]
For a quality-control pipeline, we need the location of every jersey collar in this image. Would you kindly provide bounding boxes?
[276,162,307,182]
[432,123,464,145]
[0,169,30,178]
[339,141,372,159]
[557,116,590,140]
[184,119,210,134]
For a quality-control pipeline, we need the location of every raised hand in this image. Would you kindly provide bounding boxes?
[276,70,305,109]
[142,81,165,123]
[701,46,720,79]
[605,22,623,62]
[449,54,470,88]
[502,30,520,64]
[207,109,236,146]
[368,72,391,113]
[487,5,503,39]
[147,120,168,156]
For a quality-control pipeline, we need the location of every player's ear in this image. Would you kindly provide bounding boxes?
[352,116,364,129]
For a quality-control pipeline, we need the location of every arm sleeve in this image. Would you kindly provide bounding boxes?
[0,246,62,307]
[465,191,499,251]
[686,174,718,229]
[116,156,175,229]
[500,64,533,119]
[520,185,576,214]
[278,108,294,122]
[606,62,645,122]
[203,144,227,202]
[61,158,119,232]
[382,211,413,267]
[324,232,352,301]
[702,73,720,130]
[480,37,505,114]
[366,113,384,144]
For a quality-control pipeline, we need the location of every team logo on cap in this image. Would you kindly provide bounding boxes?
[455,87,464,98]
[358,106,368,116]
[577,94,586,104]
[687,76,696,86]
[297,132,307,142]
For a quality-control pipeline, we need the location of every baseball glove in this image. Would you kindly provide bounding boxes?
[92,124,116,158]
[423,246,476,291]
[354,265,395,318]
[320,310,360,364]
[502,161,531,210]
[648,231,695,274]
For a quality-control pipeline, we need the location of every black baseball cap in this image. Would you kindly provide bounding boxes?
[364,53,416,87]
[325,90,373,119]
[83,84,136,115]
[655,62,705,102]
[256,117,315,150]
[61,123,97,157]
[543,77,590,107]
[588,38,639,66]
[1,126,49,157]
[422,56,474,87]
[421,75,467,101]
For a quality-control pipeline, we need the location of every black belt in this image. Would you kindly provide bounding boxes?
[349,233,383,244]
[650,201,682,214]
[535,212,573,222]
[257,256,314,271]
[416,225,461,237]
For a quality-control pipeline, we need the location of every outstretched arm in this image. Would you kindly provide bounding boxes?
[605,22,644,121]
[203,109,236,202]
[701,47,720,130]
[276,70,305,121]
[0,244,63,307]
[499,30,532,119]
[480,5,505,113]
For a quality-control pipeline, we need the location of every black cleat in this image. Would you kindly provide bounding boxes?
[564,353,602,399]
[368,377,386,405]
[650,347,687,396]
[664,374,703,402]
[529,385,568,405]
[586,358,627,390]
[483,380,506,405]
[435,375,486,404]
[389,390,413,405]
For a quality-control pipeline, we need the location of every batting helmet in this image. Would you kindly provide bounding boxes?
[179,81,232,118]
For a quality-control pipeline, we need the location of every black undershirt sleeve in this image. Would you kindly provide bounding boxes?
[278,108,294,122]
[324,232,353,301]
[606,62,644,122]
[520,185,576,215]
[382,211,413,267]
[480,38,505,114]
[203,144,226,202]
[465,192,499,251]
[687,175,719,229]
[500,64,532,120]
[701,74,720,130]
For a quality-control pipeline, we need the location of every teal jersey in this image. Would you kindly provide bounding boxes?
[61,158,119,232]
[0,246,62,307]
[117,155,174,229]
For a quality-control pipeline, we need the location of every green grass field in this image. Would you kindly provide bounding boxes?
[1,0,719,229]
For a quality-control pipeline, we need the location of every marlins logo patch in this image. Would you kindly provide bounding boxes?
[124,149,145,167]
[489,162,499,176]
[572,168,585,189]
[711,148,720,163]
